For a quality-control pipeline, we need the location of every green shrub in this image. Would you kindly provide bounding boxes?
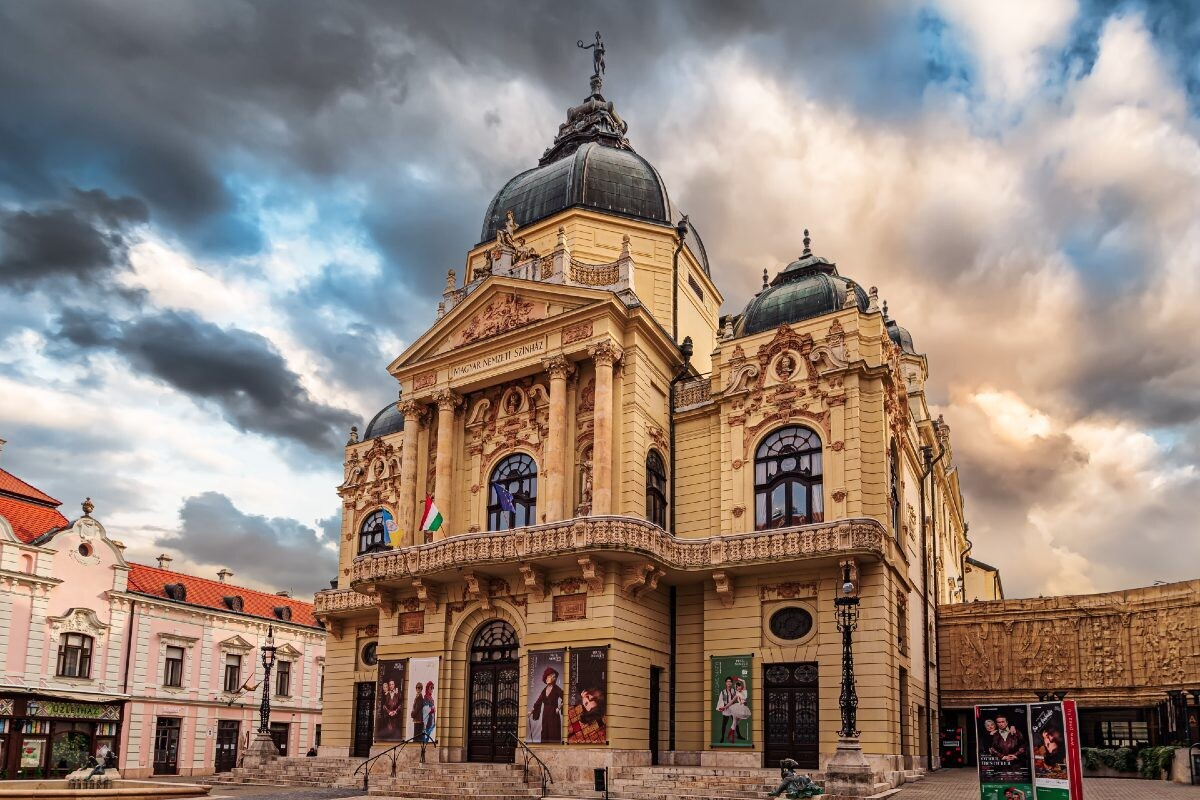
[1138,746,1175,780]
[1081,747,1138,773]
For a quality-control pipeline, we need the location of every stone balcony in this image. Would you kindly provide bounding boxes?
[313,587,375,617]
[348,515,893,590]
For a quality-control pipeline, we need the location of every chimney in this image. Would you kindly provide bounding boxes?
[217,568,233,583]
[156,553,173,569]
[275,590,292,598]
[0,438,6,461]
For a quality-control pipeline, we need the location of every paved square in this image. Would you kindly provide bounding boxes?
[896,769,1200,800]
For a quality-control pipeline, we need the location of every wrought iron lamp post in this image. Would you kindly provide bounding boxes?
[824,560,873,797]
[835,561,860,738]
[259,625,277,735]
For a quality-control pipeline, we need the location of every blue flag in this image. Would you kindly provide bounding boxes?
[381,509,400,545]
[492,481,517,512]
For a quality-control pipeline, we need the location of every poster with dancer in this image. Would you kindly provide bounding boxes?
[975,704,1033,800]
[710,654,753,746]
[374,659,406,741]
[527,649,565,743]
[406,657,440,743]
[567,646,607,744]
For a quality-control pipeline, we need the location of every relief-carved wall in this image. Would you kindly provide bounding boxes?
[939,579,1200,705]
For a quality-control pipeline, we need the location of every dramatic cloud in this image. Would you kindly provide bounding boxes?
[0,1,1197,597]
[153,492,338,597]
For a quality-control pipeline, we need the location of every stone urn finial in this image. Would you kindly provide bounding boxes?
[82,497,94,516]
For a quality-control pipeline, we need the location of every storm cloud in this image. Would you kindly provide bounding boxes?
[0,1,1198,597]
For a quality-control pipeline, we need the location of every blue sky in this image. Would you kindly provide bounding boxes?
[1,0,1197,597]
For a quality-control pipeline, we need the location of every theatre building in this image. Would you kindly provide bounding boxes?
[315,59,974,792]
[0,448,324,780]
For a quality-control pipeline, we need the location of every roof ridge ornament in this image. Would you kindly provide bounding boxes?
[802,229,812,258]
[541,33,629,165]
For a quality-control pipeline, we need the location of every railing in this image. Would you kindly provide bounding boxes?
[352,736,437,791]
[507,732,554,798]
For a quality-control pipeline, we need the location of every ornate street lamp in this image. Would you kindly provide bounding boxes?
[834,561,860,738]
[259,625,277,735]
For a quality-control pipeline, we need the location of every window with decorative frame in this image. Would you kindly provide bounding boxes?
[223,653,242,693]
[163,646,184,687]
[56,633,92,678]
[487,453,538,531]
[275,660,292,697]
[358,509,390,554]
[754,426,824,530]
[890,440,901,542]
[645,449,667,529]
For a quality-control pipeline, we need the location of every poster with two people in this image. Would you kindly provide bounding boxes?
[567,646,608,744]
[711,655,753,746]
[975,701,1082,800]
[374,657,440,743]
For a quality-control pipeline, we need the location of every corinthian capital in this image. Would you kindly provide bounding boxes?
[434,389,463,413]
[543,354,575,381]
[588,339,623,368]
[398,399,424,419]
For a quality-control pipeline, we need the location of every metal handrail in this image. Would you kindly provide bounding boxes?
[506,732,554,798]
[352,736,437,791]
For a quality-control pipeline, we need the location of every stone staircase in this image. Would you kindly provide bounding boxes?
[604,765,805,800]
[367,761,545,798]
[203,755,365,789]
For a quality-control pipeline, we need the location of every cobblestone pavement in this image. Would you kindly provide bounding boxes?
[896,769,1200,799]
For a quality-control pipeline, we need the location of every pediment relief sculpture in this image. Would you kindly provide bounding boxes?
[47,608,110,637]
[218,635,254,653]
[457,293,545,345]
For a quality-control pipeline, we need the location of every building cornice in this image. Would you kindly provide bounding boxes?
[109,591,324,636]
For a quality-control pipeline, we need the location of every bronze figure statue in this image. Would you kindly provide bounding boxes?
[768,758,823,798]
[577,31,605,76]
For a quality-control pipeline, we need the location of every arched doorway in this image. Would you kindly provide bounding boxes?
[467,620,520,763]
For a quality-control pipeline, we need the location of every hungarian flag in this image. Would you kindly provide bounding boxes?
[420,495,444,533]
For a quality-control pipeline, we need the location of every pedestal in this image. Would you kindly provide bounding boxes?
[823,737,874,799]
[242,731,280,768]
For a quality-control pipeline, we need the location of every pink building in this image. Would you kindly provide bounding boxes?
[0,454,325,779]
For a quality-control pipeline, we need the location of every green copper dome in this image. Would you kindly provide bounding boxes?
[736,239,868,336]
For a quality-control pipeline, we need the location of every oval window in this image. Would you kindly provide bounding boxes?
[360,642,378,667]
[769,607,813,641]
[78,543,93,558]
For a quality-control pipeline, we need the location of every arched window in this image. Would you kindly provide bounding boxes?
[358,509,390,554]
[754,426,823,530]
[889,440,901,542]
[470,620,519,663]
[488,454,537,531]
[56,633,93,678]
[645,450,667,529]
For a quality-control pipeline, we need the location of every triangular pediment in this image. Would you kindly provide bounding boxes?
[218,635,254,652]
[391,276,614,373]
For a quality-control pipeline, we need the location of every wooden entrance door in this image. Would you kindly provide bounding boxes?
[152,717,181,775]
[352,681,376,758]
[764,662,819,769]
[269,722,290,757]
[214,721,239,772]
[467,662,520,762]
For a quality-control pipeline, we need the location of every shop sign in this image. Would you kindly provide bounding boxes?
[20,739,44,768]
[28,700,120,720]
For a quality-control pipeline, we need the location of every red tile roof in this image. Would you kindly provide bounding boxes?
[127,562,319,628]
[0,467,68,543]
[0,467,61,506]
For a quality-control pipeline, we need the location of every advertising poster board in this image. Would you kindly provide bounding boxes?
[711,654,754,747]
[406,656,440,742]
[567,646,608,744]
[1030,702,1071,800]
[374,659,407,741]
[976,704,1033,800]
[526,649,566,743]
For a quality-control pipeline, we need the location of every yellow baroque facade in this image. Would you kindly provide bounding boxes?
[315,63,974,791]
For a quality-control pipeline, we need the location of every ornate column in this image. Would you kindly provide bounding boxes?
[433,390,462,540]
[398,400,426,545]
[589,341,622,515]
[543,355,574,522]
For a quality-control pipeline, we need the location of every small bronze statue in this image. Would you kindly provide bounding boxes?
[768,758,823,798]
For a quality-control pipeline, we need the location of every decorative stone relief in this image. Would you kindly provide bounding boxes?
[713,571,735,609]
[457,293,544,345]
[562,321,593,345]
[47,608,109,638]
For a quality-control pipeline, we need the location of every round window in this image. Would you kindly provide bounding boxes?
[360,642,378,667]
[769,607,814,641]
[77,543,93,558]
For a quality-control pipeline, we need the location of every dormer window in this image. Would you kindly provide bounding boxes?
[274,606,292,622]
[164,583,186,601]
[223,595,244,612]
